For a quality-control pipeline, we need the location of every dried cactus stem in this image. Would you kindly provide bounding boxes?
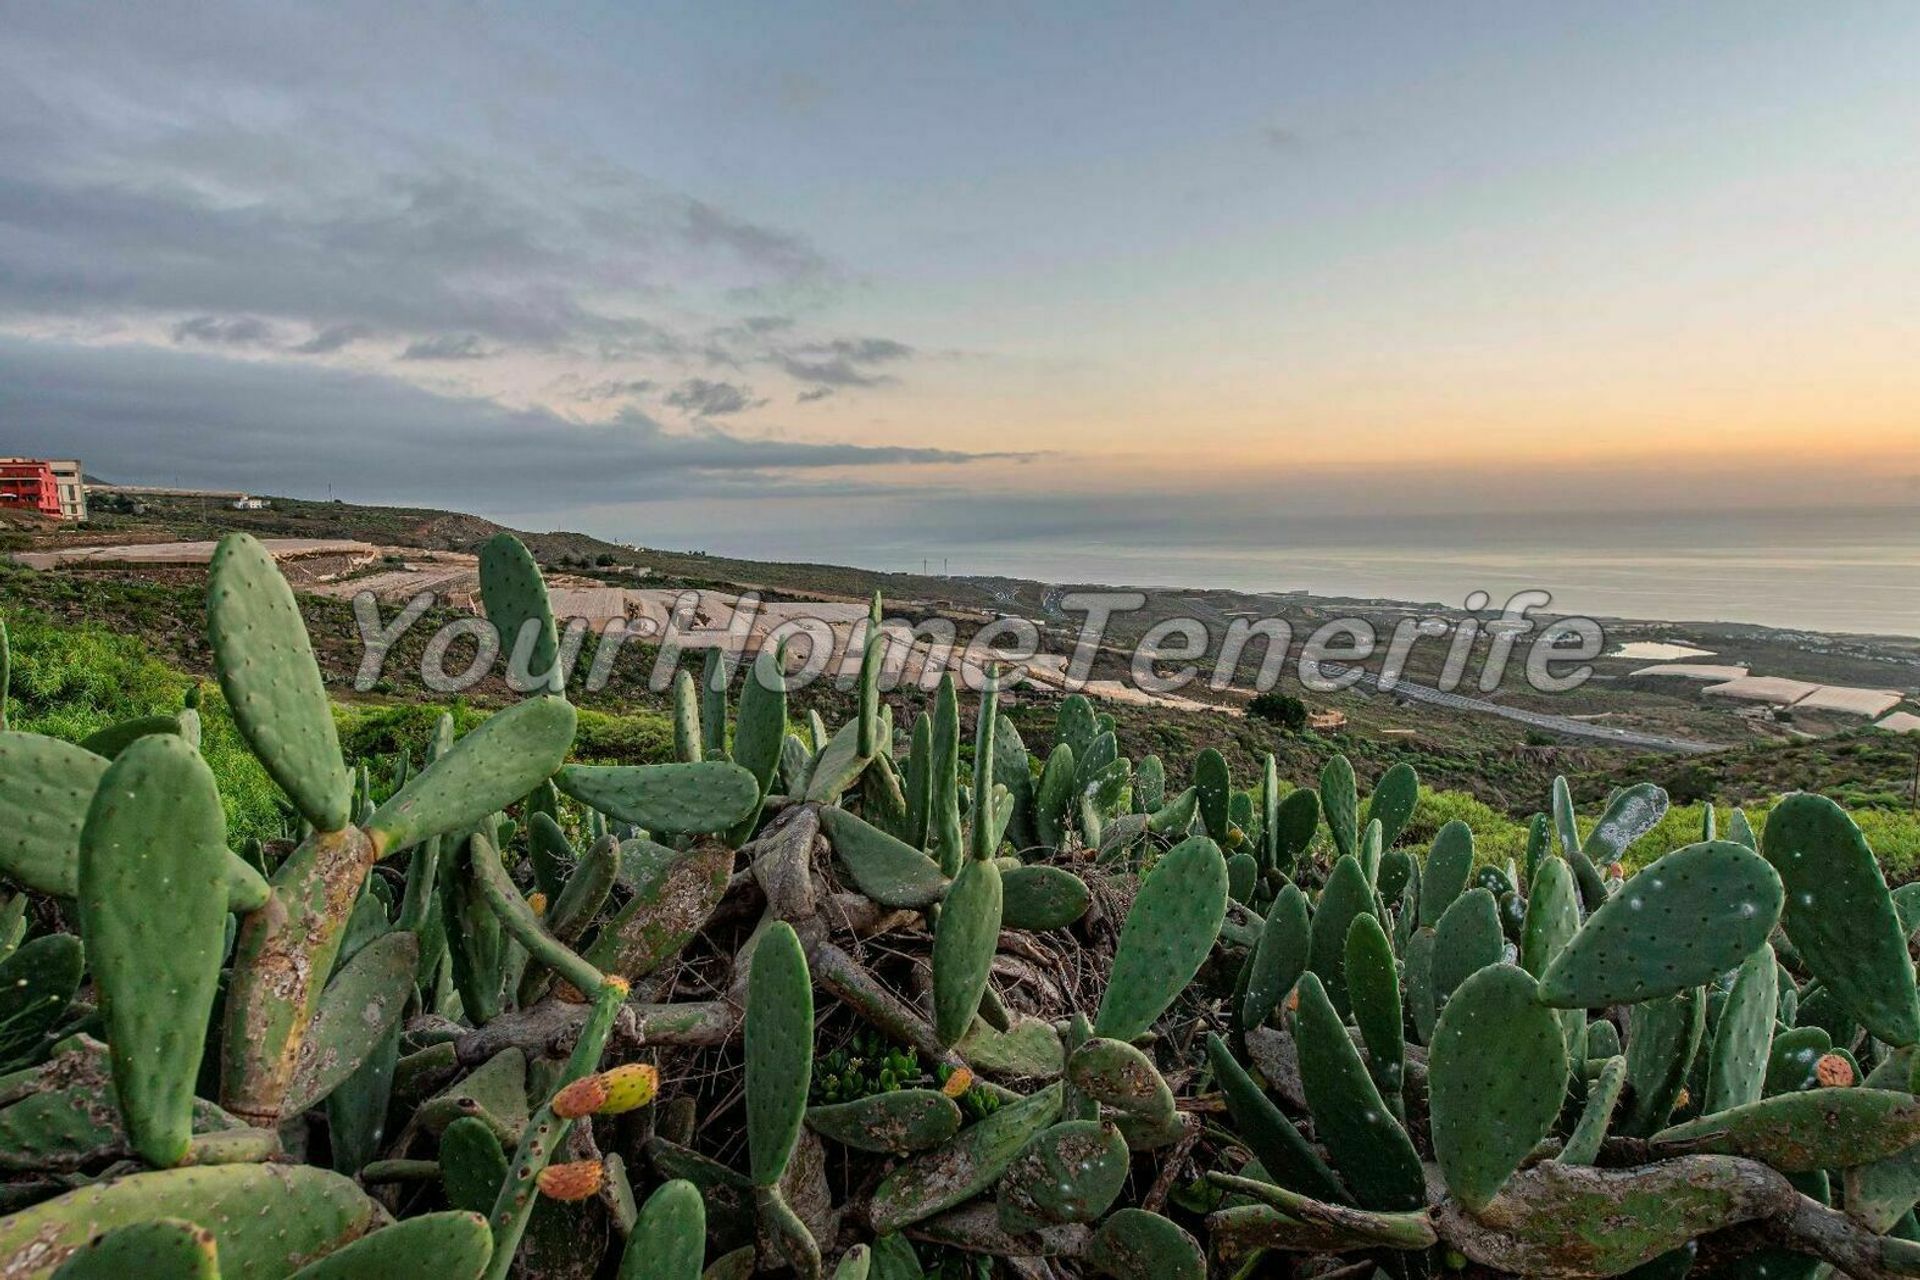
[220,825,376,1126]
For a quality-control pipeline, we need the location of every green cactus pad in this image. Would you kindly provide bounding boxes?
[421,1049,528,1143]
[0,934,83,1069]
[1621,987,1705,1137]
[1651,1088,1920,1171]
[1066,1037,1179,1149]
[548,834,618,943]
[77,735,231,1168]
[1344,913,1405,1104]
[284,929,418,1115]
[1578,782,1670,868]
[1294,972,1425,1211]
[997,1119,1128,1231]
[207,533,352,832]
[1704,942,1778,1113]
[1206,1031,1350,1203]
[806,1090,962,1154]
[725,646,788,845]
[478,532,561,695]
[1094,836,1228,1040]
[1561,1054,1626,1166]
[76,712,188,762]
[286,1211,492,1279]
[1764,1026,1833,1096]
[1224,851,1258,903]
[1194,748,1231,843]
[1240,882,1309,1031]
[584,839,733,981]
[1084,1208,1205,1280]
[369,696,577,855]
[47,1218,218,1279]
[439,1115,509,1214]
[746,921,812,1188]
[556,760,759,835]
[671,669,701,762]
[1518,855,1579,978]
[819,807,948,908]
[1135,752,1166,815]
[1306,854,1373,1017]
[806,718,873,805]
[932,856,1003,1046]
[1271,787,1319,874]
[0,732,108,898]
[1319,755,1359,863]
[1763,793,1920,1047]
[1405,925,1439,1045]
[1429,963,1568,1211]
[0,1163,380,1280]
[1419,819,1475,928]
[1000,864,1090,931]
[868,1083,1063,1233]
[1431,886,1503,1009]
[620,1179,706,1280]
[1030,744,1076,852]
[1366,761,1420,850]
[1537,841,1783,1009]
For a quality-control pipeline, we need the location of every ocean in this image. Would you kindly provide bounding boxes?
[615,504,1920,639]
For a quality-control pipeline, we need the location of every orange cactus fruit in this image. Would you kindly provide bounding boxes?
[597,1063,660,1114]
[537,1159,604,1201]
[551,1074,611,1120]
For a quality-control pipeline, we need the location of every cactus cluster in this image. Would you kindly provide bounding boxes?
[0,534,1918,1278]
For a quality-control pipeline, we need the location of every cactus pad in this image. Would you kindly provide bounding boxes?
[0,732,108,898]
[556,761,760,835]
[999,864,1090,931]
[207,533,352,831]
[478,532,561,695]
[1651,1088,1920,1172]
[621,1179,705,1280]
[745,921,812,1188]
[806,1090,962,1154]
[1084,1208,1205,1280]
[1537,841,1783,1009]
[932,857,1003,1046]
[819,807,948,908]
[1294,972,1425,1212]
[1094,837,1228,1040]
[1763,793,1920,1048]
[1419,819,1475,928]
[369,696,577,855]
[868,1083,1063,1233]
[997,1119,1128,1231]
[1429,963,1568,1211]
[77,735,230,1167]
[0,1163,380,1280]
[285,1211,493,1279]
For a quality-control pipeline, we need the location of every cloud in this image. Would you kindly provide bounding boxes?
[292,323,373,355]
[1260,124,1306,152]
[172,315,278,346]
[797,387,834,403]
[665,377,763,417]
[399,333,491,361]
[0,338,1027,511]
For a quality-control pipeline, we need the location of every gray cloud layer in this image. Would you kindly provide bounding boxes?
[0,338,1022,509]
[0,5,948,490]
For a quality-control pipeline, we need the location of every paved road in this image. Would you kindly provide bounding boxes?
[1321,663,1726,755]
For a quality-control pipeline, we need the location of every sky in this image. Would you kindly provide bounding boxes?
[2,1,1918,559]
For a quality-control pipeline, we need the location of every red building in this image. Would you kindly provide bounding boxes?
[0,460,61,518]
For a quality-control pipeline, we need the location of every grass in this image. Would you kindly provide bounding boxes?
[4,611,291,844]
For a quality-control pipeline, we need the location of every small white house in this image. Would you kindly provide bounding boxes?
[231,496,270,510]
